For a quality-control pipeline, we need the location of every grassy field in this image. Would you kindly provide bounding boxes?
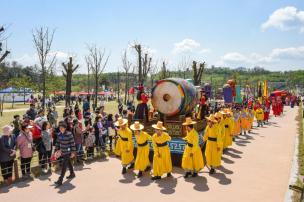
[2,102,31,110]
[293,103,304,201]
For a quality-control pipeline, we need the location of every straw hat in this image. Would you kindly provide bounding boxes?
[152,121,166,130]
[130,121,144,131]
[2,125,13,136]
[206,115,218,123]
[114,117,128,126]
[214,112,223,119]
[220,109,229,115]
[182,117,197,126]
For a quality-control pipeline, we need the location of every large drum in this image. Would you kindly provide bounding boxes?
[151,78,197,117]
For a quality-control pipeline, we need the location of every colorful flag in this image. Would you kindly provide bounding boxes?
[235,85,242,103]
[263,80,268,97]
[258,82,262,104]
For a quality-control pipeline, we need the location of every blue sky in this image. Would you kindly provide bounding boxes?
[1,0,304,73]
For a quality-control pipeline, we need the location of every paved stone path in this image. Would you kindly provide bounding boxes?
[0,107,298,202]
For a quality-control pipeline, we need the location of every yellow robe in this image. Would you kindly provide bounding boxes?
[182,129,204,172]
[204,125,222,167]
[233,113,241,136]
[216,121,225,155]
[119,128,134,165]
[223,118,233,148]
[114,137,122,156]
[152,132,172,176]
[241,110,250,130]
[134,131,151,171]
[255,108,264,121]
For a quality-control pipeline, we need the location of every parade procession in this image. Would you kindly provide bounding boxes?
[1,1,304,202]
[112,78,296,180]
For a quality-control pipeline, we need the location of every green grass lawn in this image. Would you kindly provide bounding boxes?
[2,102,31,110]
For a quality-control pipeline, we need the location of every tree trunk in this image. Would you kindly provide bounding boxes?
[0,51,10,63]
[137,45,142,84]
[95,74,98,109]
[117,71,120,102]
[124,72,128,104]
[42,67,46,109]
[87,70,90,94]
[23,88,26,105]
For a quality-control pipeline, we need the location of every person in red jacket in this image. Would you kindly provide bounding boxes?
[134,84,149,122]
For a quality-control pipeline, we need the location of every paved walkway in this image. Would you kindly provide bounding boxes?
[0,107,298,202]
[2,105,65,112]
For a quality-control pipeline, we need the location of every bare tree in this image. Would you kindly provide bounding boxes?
[85,56,91,95]
[149,60,159,88]
[32,27,56,108]
[62,57,79,107]
[192,60,205,86]
[0,26,10,63]
[178,56,191,79]
[160,60,169,79]
[122,49,132,104]
[133,44,142,84]
[86,44,110,108]
[142,53,152,82]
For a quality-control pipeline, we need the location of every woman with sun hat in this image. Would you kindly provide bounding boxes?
[151,121,172,180]
[130,121,151,178]
[181,117,204,178]
[114,117,134,174]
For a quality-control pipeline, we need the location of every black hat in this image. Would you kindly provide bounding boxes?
[59,122,67,128]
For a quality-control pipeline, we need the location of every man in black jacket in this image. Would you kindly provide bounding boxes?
[54,122,76,187]
[26,104,37,121]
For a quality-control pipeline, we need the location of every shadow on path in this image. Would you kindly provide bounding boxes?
[155,176,177,195]
[185,176,209,192]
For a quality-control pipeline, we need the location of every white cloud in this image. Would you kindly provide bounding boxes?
[13,51,71,67]
[261,6,304,33]
[11,51,80,74]
[172,38,201,54]
[222,52,248,63]
[269,46,304,60]
[199,48,211,54]
[142,47,157,56]
[217,46,304,69]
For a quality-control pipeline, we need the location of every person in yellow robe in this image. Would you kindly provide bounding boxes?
[130,121,151,178]
[181,117,204,178]
[232,108,241,139]
[114,117,134,174]
[204,114,222,174]
[221,109,233,150]
[214,112,224,155]
[151,121,172,180]
[248,108,255,132]
[240,107,249,135]
[255,106,264,127]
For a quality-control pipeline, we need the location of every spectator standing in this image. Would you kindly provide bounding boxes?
[0,125,16,185]
[41,121,53,173]
[54,122,76,187]
[16,123,34,178]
